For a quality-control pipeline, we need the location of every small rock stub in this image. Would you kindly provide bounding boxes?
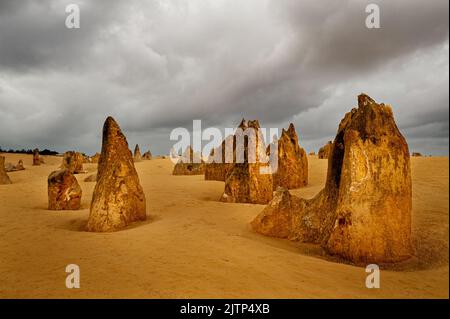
[252,94,413,264]
[87,117,146,232]
[48,169,82,210]
[0,156,12,184]
[32,148,40,166]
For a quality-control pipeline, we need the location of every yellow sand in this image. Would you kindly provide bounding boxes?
[0,153,448,298]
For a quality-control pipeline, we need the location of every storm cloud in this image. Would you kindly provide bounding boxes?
[0,0,448,155]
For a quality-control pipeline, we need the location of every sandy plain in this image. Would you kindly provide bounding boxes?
[0,153,448,298]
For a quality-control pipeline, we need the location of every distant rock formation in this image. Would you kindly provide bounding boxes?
[5,160,25,172]
[252,94,413,264]
[48,169,82,210]
[61,151,85,174]
[87,117,146,232]
[205,135,234,181]
[318,141,332,159]
[0,156,12,184]
[143,150,152,160]
[309,151,315,156]
[172,146,205,175]
[220,119,273,204]
[134,144,142,162]
[412,152,422,157]
[270,123,308,190]
[32,148,40,166]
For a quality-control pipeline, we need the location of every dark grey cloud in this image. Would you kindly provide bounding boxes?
[0,0,448,156]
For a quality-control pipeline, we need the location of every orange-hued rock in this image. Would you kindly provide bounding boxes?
[220,119,273,204]
[318,141,332,159]
[143,150,152,160]
[47,169,82,210]
[252,94,413,264]
[61,151,84,174]
[91,153,100,163]
[87,117,146,232]
[205,135,234,181]
[134,144,142,162]
[172,146,205,175]
[270,123,308,190]
[309,151,315,156]
[0,156,12,184]
[32,148,40,166]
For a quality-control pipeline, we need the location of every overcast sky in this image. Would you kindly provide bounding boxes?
[0,0,448,156]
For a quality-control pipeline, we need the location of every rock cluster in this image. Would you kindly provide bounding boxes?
[172,146,205,175]
[252,94,413,263]
[61,151,85,174]
[87,117,146,232]
[48,169,82,210]
[220,119,273,204]
[412,152,422,157]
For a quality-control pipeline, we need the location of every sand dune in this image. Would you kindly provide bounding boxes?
[0,153,448,298]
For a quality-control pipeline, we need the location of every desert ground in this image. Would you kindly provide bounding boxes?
[0,153,448,298]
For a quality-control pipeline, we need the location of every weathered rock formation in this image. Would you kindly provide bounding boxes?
[61,151,85,174]
[412,152,422,157]
[309,151,315,156]
[318,141,332,159]
[205,135,235,181]
[134,144,142,162]
[87,117,146,232]
[0,156,12,184]
[220,119,273,204]
[48,169,82,210]
[143,150,152,160]
[5,160,25,172]
[32,148,40,166]
[252,94,413,264]
[270,123,308,190]
[172,146,205,175]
